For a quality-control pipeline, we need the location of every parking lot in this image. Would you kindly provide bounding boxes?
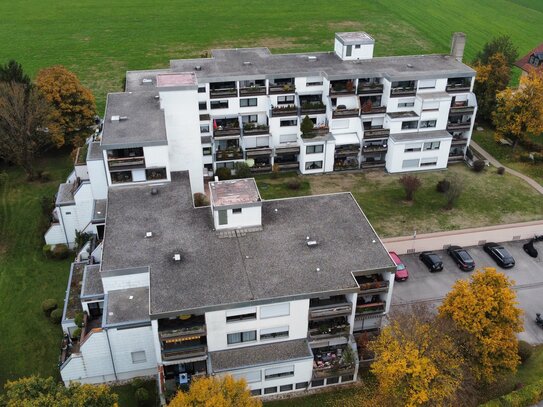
[390,240,543,344]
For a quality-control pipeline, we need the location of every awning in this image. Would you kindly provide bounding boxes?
[333,132,360,146]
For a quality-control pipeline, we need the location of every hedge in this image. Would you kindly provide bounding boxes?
[480,379,543,407]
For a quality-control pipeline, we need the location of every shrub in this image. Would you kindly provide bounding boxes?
[40,195,54,216]
[52,244,70,260]
[398,175,422,201]
[436,179,450,193]
[39,171,51,182]
[216,167,231,181]
[286,179,301,190]
[234,162,251,179]
[300,115,314,137]
[74,311,84,328]
[0,171,8,186]
[50,308,63,324]
[271,163,280,179]
[473,159,486,172]
[135,387,149,405]
[42,244,53,259]
[444,175,464,210]
[193,193,209,207]
[519,152,543,163]
[131,378,144,390]
[41,298,58,315]
[497,166,506,175]
[72,327,82,339]
[518,340,534,363]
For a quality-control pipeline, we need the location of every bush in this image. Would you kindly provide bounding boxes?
[518,340,534,363]
[42,244,53,259]
[193,192,209,207]
[473,159,486,172]
[72,327,82,339]
[519,152,543,163]
[52,244,70,260]
[40,195,54,216]
[481,379,543,407]
[74,311,84,328]
[234,162,251,179]
[436,179,450,193]
[135,387,149,405]
[0,171,8,186]
[216,167,231,181]
[39,171,51,182]
[131,378,144,390]
[41,298,58,315]
[300,115,314,137]
[271,163,280,179]
[286,179,301,190]
[444,175,464,210]
[50,308,63,324]
[398,175,422,201]
[497,166,506,175]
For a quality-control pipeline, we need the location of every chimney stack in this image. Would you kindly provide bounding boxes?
[450,32,466,62]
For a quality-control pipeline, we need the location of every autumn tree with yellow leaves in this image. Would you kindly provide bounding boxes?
[369,306,464,407]
[36,65,97,147]
[493,69,543,149]
[439,267,523,383]
[167,375,261,407]
[473,53,511,122]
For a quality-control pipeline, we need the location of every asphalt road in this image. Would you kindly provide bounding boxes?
[390,240,543,344]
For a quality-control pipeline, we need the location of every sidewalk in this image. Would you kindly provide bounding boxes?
[470,140,543,194]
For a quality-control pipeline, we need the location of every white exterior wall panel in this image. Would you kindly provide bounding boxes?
[102,271,149,293]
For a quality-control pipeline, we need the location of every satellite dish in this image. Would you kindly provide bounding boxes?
[245,159,255,168]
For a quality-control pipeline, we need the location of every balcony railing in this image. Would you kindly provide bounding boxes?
[159,325,206,341]
[209,88,237,99]
[250,165,272,173]
[269,84,295,94]
[357,84,384,94]
[329,83,355,95]
[309,302,353,320]
[300,104,326,115]
[448,154,465,162]
[271,106,298,117]
[239,86,266,96]
[214,127,241,138]
[446,83,471,93]
[302,126,329,139]
[447,121,471,131]
[107,156,145,168]
[451,138,468,145]
[309,324,350,340]
[162,345,207,361]
[361,160,386,168]
[275,162,299,170]
[332,108,359,118]
[243,125,269,135]
[215,148,243,161]
[390,87,416,97]
[358,280,389,294]
[313,365,355,379]
[355,301,386,315]
[363,145,388,153]
[363,128,390,139]
[449,105,475,115]
[360,106,387,115]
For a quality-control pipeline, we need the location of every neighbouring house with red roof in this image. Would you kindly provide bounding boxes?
[515,44,543,76]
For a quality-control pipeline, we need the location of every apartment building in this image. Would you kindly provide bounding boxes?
[58,174,396,398]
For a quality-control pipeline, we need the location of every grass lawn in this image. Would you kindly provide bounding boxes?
[255,165,543,237]
[112,380,159,407]
[1,0,541,110]
[0,150,73,388]
[472,127,543,186]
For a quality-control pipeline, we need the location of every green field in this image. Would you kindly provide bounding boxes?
[1,0,541,110]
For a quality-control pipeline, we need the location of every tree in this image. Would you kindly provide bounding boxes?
[234,161,251,178]
[444,175,463,210]
[1,375,117,406]
[300,115,314,137]
[0,82,60,178]
[493,69,543,149]
[438,267,524,383]
[0,60,31,86]
[168,375,261,407]
[473,53,511,122]
[370,306,464,407]
[398,175,421,201]
[474,35,518,67]
[36,65,97,147]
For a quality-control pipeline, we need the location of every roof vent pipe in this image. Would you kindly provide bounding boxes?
[195,65,202,71]
[151,188,159,195]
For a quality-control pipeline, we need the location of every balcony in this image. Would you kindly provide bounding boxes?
[162,345,208,361]
[332,107,359,118]
[390,87,416,97]
[449,103,475,115]
[215,148,243,161]
[107,156,145,169]
[447,121,471,131]
[362,144,387,153]
[361,160,386,168]
[309,297,353,320]
[269,83,295,94]
[300,102,326,115]
[239,85,266,96]
[308,321,350,340]
[363,127,390,139]
[74,144,88,166]
[357,83,384,95]
[446,79,471,93]
[242,124,269,136]
[361,105,386,115]
[210,82,238,99]
[158,317,207,341]
[355,301,386,315]
[356,274,389,294]
[313,345,357,379]
[451,137,469,146]
[271,105,298,117]
[330,80,355,95]
[302,126,329,139]
[335,144,360,156]
[214,127,241,138]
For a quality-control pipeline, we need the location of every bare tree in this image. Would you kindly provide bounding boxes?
[398,174,422,201]
[444,175,464,210]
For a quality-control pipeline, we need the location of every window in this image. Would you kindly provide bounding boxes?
[327,377,339,385]
[226,307,256,322]
[264,387,277,395]
[355,44,361,49]
[233,370,262,383]
[145,168,167,180]
[305,161,323,170]
[198,86,206,93]
[232,208,242,214]
[402,120,418,130]
[131,351,146,364]
[210,100,228,109]
[311,379,324,387]
[260,326,289,340]
[420,120,437,129]
[199,102,207,110]
[423,141,440,150]
[227,330,257,344]
[265,365,294,380]
[306,145,324,154]
[280,134,297,143]
[203,147,212,156]
[260,303,290,319]
[402,159,420,169]
[398,101,415,108]
[342,374,354,382]
[420,157,438,167]
[110,170,133,184]
[280,119,297,127]
[346,45,352,57]
[280,384,293,392]
[240,98,257,107]
[218,209,228,225]
[404,143,422,153]
[250,389,262,396]
[277,95,295,105]
[418,79,436,89]
[200,124,210,133]
[296,382,309,389]
[242,114,258,123]
[306,80,323,86]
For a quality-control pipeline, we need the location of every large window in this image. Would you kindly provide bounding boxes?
[398,101,415,108]
[265,365,295,380]
[306,145,324,154]
[200,124,210,133]
[420,120,437,129]
[277,95,295,105]
[401,120,418,130]
[145,168,167,181]
[131,351,146,364]
[199,102,207,110]
[227,330,257,345]
[305,161,323,170]
[402,159,420,169]
[210,100,229,109]
[226,308,256,322]
[420,157,438,167]
[418,79,436,89]
[260,303,290,319]
[260,326,289,340]
[232,370,262,383]
[280,134,297,143]
[404,143,422,153]
[280,119,297,127]
[240,98,257,107]
[423,141,440,150]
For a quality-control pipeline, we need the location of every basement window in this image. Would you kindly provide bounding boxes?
[232,208,242,214]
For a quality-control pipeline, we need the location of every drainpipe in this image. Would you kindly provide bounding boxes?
[58,207,70,246]
[105,328,118,381]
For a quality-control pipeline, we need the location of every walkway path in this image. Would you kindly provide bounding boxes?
[470,140,543,194]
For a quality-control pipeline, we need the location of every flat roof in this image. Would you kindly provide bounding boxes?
[92,199,107,223]
[101,172,395,316]
[333,132,360,146]
[335,32,374,45]
[87,141,103,161]
[81,264,103,298]
[209,179,261,208]
[156,72,198,88]
[105,287,150,326]
[101,92,167,148]
[390,130,452,142]
[56,183,75,206]
[209,339,313,372]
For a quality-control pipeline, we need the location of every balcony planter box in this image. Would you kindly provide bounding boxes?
[363,128,390,139]
[209,89,237,99]
[357,84,384,94]
[214,128,241,137]
[332,109,359,118]
[269,84,295,94]
[271,106,298,117]
[239,86,266,96]
[302,126,329,139]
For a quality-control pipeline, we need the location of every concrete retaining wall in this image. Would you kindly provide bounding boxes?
[382,220,543,254]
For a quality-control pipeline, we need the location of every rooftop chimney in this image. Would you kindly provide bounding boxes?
[450,32,466,62]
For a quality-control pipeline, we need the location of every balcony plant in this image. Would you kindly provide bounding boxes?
[361,99,373,113]
[345,80,354,93]
[300,115,315,138]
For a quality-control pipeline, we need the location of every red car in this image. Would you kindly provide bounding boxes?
[389,251,409,281]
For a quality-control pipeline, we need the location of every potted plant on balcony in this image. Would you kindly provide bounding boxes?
[361,99,373,113]
[300,115,315,138]
[346,80,354,93]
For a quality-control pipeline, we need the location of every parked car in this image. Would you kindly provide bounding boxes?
[447,245,475,271]
[483,242,515,268]
[419,251,443,272]
[389,252,409,281]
